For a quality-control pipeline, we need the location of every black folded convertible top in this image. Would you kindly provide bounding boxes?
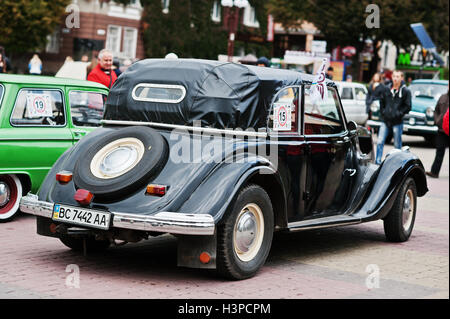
[104,58,307,130]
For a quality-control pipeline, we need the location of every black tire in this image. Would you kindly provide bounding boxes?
[383,177,417,242]
[59,236,110,253]
[73,126,167,199]
[424,135,436,147]
[217,184,274,280]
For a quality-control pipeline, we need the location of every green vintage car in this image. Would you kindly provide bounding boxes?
[0,74,108,221]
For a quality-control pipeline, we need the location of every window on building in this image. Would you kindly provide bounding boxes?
[162,0,170,14]
[46,30,60,54]
[106,25,122,54]
[123,27,138,59]
[243,5,259,28]
[211,1,221,22]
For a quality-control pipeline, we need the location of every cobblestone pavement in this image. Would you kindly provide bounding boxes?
[0,136,448,299]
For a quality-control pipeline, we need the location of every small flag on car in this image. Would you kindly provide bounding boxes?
[310,58,328,105]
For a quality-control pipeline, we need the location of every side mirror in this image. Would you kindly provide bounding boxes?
[347,120,357,132]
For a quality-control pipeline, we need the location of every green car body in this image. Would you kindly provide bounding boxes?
[367,79,448,143]
[0,74,108,221]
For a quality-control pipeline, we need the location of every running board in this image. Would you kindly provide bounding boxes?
[287,215,362,231]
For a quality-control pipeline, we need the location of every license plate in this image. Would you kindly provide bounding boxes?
[52,204,111,230]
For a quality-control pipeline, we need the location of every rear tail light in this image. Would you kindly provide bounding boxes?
[56,171,73,183]
[74,189,94,205]
[146,184,167,196]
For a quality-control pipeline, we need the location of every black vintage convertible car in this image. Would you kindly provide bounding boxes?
[21,59,428,280]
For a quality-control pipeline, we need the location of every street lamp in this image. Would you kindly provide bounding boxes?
[221,0,249,62]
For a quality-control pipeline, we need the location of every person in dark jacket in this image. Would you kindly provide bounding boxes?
[426,87,449,178]
[375,70,411,164]
[366,72,385,114]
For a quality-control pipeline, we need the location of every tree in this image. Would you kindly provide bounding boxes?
[0,0,70,54]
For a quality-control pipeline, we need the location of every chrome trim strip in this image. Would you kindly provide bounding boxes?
[366,120,438,133]
[101,120,268,138]
[113,212,215,235]
[403,124,438,132]
[19,194,215,236]
[287,215,361,231]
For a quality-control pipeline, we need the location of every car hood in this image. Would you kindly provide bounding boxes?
[411,97,437,112]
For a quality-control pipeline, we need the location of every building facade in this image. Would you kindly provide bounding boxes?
[43,0,145,74]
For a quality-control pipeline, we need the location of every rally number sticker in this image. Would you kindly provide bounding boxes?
[26,93,53,118]
[273,103,292,131]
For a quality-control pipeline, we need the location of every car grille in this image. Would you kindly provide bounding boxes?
[403,112,427,126]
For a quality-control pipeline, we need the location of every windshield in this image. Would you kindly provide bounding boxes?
[410,84,448,100]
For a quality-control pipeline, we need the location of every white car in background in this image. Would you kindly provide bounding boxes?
[336,81,369,125]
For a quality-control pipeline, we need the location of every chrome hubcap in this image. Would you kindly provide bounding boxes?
[100,146,138,176]
[402,189,414,231]
[234,203,264,262]
[0,182,10,207]
[90,138,145,179]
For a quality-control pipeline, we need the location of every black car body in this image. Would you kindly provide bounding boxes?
[21,59,428,279]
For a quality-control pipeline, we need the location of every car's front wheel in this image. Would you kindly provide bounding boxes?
[217,184,274,280]
[0,174,22,222]
[383,177,417,242]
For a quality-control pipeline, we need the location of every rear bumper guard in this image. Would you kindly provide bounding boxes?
[20,193,215,236]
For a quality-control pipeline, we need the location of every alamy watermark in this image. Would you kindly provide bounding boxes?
[365,4,380,29]
[65,264,80,289]
[65,4,80,29]
[365,264,380,289]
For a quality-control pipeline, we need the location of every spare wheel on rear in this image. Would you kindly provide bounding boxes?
[73,126,167,199]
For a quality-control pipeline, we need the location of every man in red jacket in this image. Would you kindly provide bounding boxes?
[87,49,117,88]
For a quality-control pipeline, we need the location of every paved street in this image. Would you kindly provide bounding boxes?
[0,135,448,299]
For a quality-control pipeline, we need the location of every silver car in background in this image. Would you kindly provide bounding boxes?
[336,81,369,125]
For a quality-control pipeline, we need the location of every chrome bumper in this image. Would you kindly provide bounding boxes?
[366,120,438,133]
[20,194,215,236]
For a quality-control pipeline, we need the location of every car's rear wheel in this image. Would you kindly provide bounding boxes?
[217,184,274,280]
[59,236,111,253]
[384,177,417,242]
[0,174,22,222]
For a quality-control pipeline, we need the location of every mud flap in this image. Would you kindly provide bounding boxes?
[177,233,217,269]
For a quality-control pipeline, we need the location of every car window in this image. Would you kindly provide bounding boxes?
[341,87,353,100]
[69,91,106,127]
[354,87,366,100]
[304,86,345,135]
[10,89,65,126]
[268,87,299,134]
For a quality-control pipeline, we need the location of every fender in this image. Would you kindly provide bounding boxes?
[351,149,427,222]
[178,154,285,225]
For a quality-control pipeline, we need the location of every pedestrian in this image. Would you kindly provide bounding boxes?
[326,67,333,80]
[0,46,11,72]
[257,56,270,67]
[375,70,411,164]
[426,86,449,178]
[87,49,117,88]
[28,54,42,75]
[443,108,449,136]
[346,74,353,82]
[0,53,6,73]
[366,73,385,114]
[113,57,121,78]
